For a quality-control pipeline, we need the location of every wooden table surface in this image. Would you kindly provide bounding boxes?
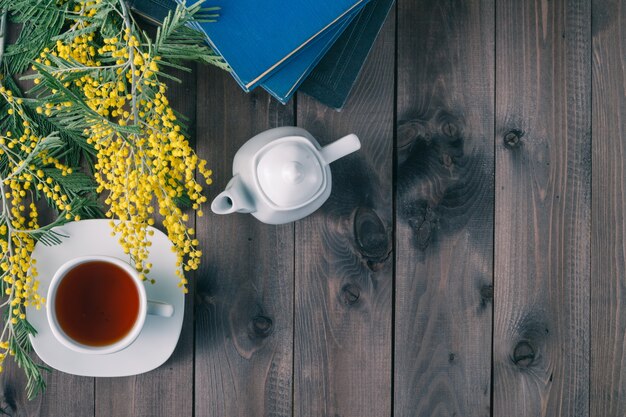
[1,0,624,416]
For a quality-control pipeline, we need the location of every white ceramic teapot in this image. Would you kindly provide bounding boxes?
[211,126,361,224]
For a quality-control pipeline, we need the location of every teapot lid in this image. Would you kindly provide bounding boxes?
[255,138,325,208]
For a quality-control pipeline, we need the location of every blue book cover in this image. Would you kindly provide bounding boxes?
[300,0,395,110]
[260,7,359,104]
[189,0,370,92]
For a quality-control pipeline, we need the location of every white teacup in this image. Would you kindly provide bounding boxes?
[46,255,174,355]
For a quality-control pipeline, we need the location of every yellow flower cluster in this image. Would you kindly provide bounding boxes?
[0,87,79,371]
[33,1,212,290]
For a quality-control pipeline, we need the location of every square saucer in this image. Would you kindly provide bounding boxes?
[25,219,185,377]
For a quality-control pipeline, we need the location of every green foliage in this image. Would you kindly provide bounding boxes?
[0,1,68,74]
[8,314,48,399]
[151,2,229,70]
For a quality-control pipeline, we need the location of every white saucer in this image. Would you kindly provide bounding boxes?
[26,219,185,377]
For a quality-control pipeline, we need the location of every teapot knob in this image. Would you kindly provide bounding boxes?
[282,161,305,184]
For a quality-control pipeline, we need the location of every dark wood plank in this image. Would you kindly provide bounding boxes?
[293,10,394,417]
[194,66,294,417]
[493,0,591,416]
[394,1,494,415]
[0,369,93,417]
[590,0,626,415]
[94,66,197,417]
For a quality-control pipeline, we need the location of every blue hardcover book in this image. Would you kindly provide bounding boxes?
[188,0,370,92]
[261,8,359,104]
[300,0,395,110]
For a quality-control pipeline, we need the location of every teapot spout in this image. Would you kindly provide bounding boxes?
[211,175,255,215]
[320,134,361,165]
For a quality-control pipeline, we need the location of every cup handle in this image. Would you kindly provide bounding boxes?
[147,300,174,318]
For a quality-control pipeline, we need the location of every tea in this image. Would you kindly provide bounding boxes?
[54,261,140,347]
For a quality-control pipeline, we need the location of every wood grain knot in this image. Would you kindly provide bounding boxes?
[250,315,273,338]
[408,206,437,250]
[503,129,524,148]
[441,121,459,137]
[480,284,493,301]
[353,207,391,267]
[341,283,360,305]
[416,221,433,249]
[397,119,430,148]
[195,290,216,309]
[2,383,17,413]
[512,341,535,367]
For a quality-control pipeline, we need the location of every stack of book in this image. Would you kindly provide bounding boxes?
[127,0,394,110]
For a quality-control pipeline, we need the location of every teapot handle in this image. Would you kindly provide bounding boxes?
[320,134,361,165]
